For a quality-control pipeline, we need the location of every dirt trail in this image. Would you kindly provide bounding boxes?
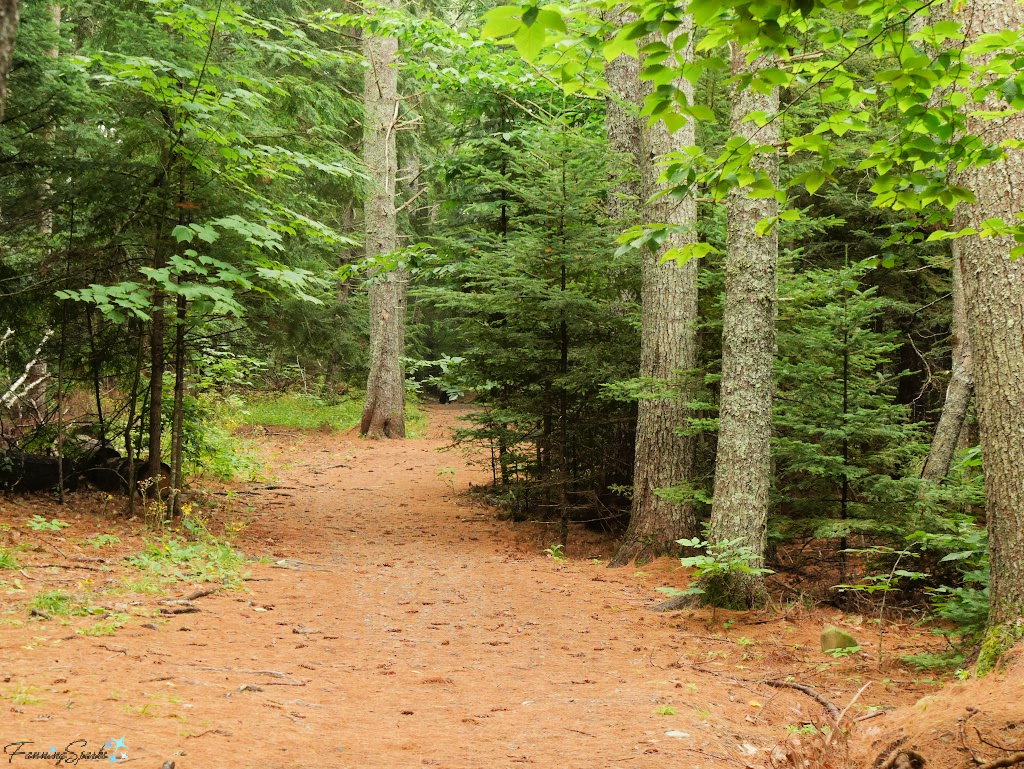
[1,405,948,768]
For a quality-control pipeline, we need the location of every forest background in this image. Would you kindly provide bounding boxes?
[0,0,1022,672]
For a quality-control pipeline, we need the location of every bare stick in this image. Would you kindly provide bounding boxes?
[978,753,1024,769]
[762,680,841,722]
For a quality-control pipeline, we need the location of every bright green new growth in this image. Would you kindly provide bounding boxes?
[25,516,72,532]
[543,543,567,563]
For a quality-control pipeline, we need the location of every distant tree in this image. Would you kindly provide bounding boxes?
[0,0,20,122]
[360,0,408,439]
[921,253,972,483]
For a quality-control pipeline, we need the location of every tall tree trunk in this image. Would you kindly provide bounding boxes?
[359,0,407,439]
[951,0,1024,660]
[702,47,779,608]
[609,16,700,567]
[604,9,642,226]
[921,247,973,482]
[0,0,21,124]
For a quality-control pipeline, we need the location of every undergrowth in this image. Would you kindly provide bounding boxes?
[214,391,426,437]
[126,537,248,586]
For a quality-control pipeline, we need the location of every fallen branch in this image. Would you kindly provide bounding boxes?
[160,604,200,615]
[855,709,889,722]
[651,594,693,612]
[185,586,221,601]
[763,680,841,722]
[30,563,102,572]
[978,753,1024,769]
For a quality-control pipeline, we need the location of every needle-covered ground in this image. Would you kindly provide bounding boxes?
[1,404,1020,769]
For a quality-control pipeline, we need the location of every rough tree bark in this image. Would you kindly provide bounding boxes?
[359,0,408,439]
[701,46,779,608]
[604,8,642,226]
[921,248,973,482]
[0,0,21,124]
[951,0,1024,656]
[609,15,700,567]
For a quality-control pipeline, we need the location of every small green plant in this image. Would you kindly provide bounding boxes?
[85,534,121,549]
[786,723,827,736]
[30,591,75,617]
[654,704,677,716]
[543,543,566,563]
[25,515,72,532]
[2,685,42,706]
[437,467,457,492]
[0,547,19,570]
[658,536,774,606]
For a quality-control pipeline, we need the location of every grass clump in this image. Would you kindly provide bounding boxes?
[218,392,363,431]
[30,590,76,616]
[0,547,19,570]
[1,685,42,707]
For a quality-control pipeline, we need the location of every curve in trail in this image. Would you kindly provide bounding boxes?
[0,404,899,769]
[227,403,719,768]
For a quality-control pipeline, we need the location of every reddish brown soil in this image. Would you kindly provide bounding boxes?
[0,404,1017,769]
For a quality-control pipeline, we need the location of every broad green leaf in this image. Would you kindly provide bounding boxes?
[514,22,546,62]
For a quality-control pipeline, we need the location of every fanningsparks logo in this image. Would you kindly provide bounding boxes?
[3,736,127,765]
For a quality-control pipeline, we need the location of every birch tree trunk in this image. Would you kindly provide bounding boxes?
[702,47,779,608]
[952,0,1024,657]
[360,0,407,439]
[921,248,973,482]
[0,0,20,124]
[609,16,700,567]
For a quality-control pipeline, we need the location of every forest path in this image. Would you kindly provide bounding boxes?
[0,405,940,769]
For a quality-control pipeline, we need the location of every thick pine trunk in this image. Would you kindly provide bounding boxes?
[0,0,21,124]
[951,0,1024,652]
[360,0,407,439]
[609,16,700,567]
[922,247,973,482]
[703,47,779,608]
